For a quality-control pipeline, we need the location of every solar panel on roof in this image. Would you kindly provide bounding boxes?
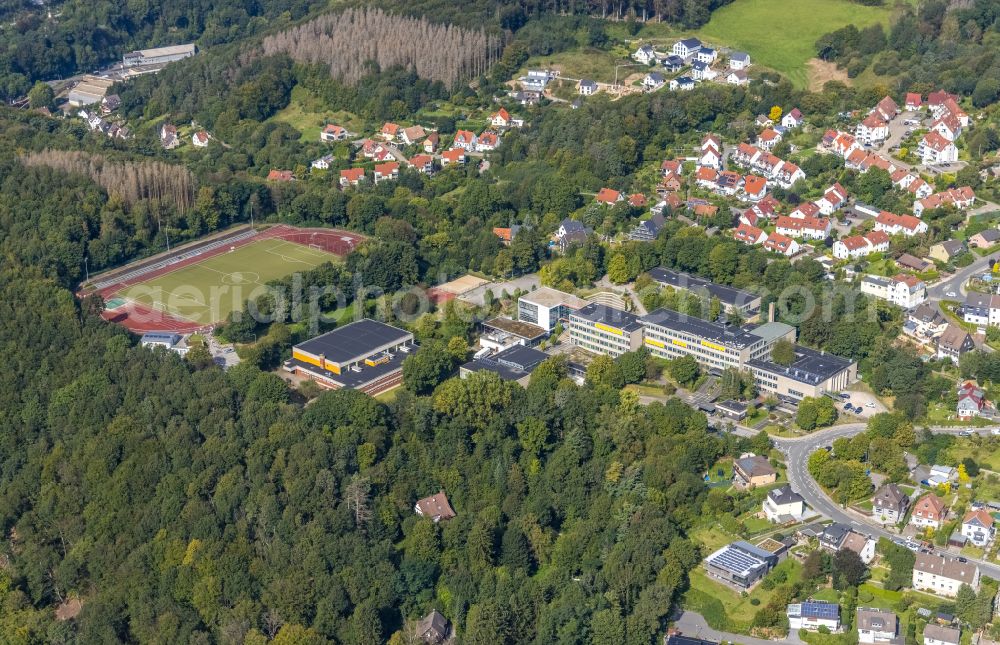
[801,602,839,619]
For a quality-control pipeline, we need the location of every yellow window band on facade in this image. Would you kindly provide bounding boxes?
[700,340,724,351]
[645,338,665,348]
[594,322,623,336]
[671,339,688,348]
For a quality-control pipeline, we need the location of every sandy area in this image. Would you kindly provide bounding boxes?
[807,58,850,92]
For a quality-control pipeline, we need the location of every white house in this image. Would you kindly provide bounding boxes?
[832,231,890,260]
[695,47,717,64]
[321,124,348,142]
[633,45,657,65]
[857,608,898,644]
[856,114,889,144]
[690,61,717,81]
[961,509,995,547]
[815,183,848,215]
[860,274,927,309]
[192,131,209,147]
[781,108,804,129]
[787,602,840,632]
[763,484,805,522]
[726,70,748,86]
[919,131,958,165]
[874,211,927,237]
[729,51,751,70]
[578,79,597,96]
[311,155,334,170]
[932,112,963,142]
[672,38,702,60]
[923,624,960,645]
[669,76,696,91]
[763,232,799,256]
[642,72,666,90]
[912,552,980,598]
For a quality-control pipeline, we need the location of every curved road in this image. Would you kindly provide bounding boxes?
[762,422,1000,579]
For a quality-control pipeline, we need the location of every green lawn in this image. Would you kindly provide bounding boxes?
[520,48,623,84]
[684,559,802,632]
[116,238,342,325]
[269,86,366,142]
[693,0,895,88]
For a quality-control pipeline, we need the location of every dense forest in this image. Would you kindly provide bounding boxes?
[0,0,326,99]
[816,0,1000,101]
[0,137,756,641]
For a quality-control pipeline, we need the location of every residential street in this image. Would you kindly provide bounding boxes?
[759,422,1000,580]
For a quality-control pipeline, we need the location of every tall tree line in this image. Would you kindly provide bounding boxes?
[22,149,196,214]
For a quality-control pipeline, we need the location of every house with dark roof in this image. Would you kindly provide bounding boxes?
[417,610,451,644]
[414,491,456,522]
[936,324,976,364]
[763,484,805,522]
[787,600,840,632]
[857,608,900,644]
[733,454,776,490]
[913,552,980,597]
[871,483,910,525]
[703,540,777,589]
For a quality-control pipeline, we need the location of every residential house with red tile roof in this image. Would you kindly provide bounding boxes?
[339,168,366,188]
[596,187,623,205]
[408,154,434,174]
[911,494,947,530]
[874,95,899,121]
[733,222,767,246]
[875,211,928,237]
[373,162,399,183]
[918,131,958,165]
[758,128,781,150]
[914,187,975,217]
[452,130,477,151]
[267,169,293,182]
[440,148,466,166]
[490,107,511,128]
[321,123,348,141]
[905,92,923,111]
[742,175,767,201]
[776,215,830,240]
[381,122,400,140]
[763,232,799,256]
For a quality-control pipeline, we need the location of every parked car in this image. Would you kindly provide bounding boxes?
[844,403,853,410]
[959,430,973,437]
[839,393,851,399]
[865,402,875,408]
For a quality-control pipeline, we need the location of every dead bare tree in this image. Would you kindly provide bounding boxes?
[344,475,373,530]
[20,150,196,214]
[261,7,502,87]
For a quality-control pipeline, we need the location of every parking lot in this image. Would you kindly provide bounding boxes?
[835,389,886,419]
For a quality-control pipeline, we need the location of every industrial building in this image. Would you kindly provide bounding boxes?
[285,319,414,395]
[568,303,644,358]
[123,43,197,68]
[68,75,115,107]
[518,287,589,331]
[648,268,762,319]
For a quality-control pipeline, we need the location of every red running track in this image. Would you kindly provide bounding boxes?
[92,225,365,335]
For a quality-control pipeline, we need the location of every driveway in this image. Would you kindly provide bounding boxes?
[672,611,803,645]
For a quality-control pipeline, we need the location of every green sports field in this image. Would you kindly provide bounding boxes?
[116,238,342,325]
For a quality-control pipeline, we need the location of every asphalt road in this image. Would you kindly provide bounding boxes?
[763,422,1000,579]
[926,251,994,302]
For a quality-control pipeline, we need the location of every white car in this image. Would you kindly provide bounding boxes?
[865,402,875,408]
[992,427,1000,436]
[945,291,957,297]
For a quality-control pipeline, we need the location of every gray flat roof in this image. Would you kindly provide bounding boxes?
[461,345,549,381]
[640,308,763,349]
[648,268,760,309]
[483,317,547,340]
[294,319,412,365]
[571,303,643,332]
[749,344,854,385]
